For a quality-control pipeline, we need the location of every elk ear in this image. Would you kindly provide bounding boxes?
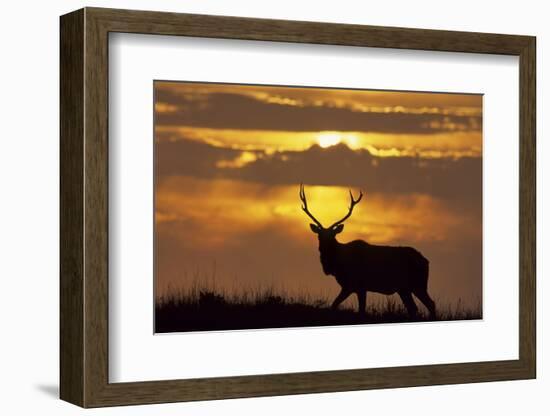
[310,224,321,233]
[333,224,344,234]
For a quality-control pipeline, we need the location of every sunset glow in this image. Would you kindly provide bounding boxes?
[317,132,342,148]
[154,81,482,310]
[155,126,482,158]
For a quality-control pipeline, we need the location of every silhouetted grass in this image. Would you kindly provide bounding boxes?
[155,284,482,333]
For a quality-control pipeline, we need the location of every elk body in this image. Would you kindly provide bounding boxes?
[300,184,436,319]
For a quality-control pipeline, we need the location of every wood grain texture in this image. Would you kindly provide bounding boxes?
[88,7,532,55]
[59,7,537,408]
[59,8,84,407]
[83,11,110,406]
[518,38,536,376]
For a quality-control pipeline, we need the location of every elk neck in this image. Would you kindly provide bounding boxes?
[317,235,341,252]
[318,236,342,275]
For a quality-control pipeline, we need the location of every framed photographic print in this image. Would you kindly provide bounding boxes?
[60,7,536,408]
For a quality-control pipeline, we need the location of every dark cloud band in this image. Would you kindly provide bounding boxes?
[155,90,481,135]
[156,137,481,205]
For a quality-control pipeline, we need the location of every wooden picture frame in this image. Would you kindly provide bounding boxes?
[60,7,536,408]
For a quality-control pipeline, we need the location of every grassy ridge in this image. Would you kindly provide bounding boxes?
[155,285,482,333]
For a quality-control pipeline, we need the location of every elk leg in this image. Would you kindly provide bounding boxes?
[356,291,367,315]
[398,291,418,319]
[413,289,437,320]
[331,289,351,310]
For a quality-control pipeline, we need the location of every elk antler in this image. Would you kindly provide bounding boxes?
[299,183,323,228]
[329,189,363,229]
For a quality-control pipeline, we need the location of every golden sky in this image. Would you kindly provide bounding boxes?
[154,81,482,309]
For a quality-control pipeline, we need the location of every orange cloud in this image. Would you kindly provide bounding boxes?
[155,81,482,117]
[156,126,481,159]
[156,177,479,249]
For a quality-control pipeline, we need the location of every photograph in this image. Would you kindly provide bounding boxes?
[153,81,483,333]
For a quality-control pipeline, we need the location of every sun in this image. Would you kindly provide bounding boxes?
[317,132,341,148]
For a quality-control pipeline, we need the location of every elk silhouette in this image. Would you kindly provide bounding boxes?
[299,184,436,319]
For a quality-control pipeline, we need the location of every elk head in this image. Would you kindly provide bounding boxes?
[299,184,363,245]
